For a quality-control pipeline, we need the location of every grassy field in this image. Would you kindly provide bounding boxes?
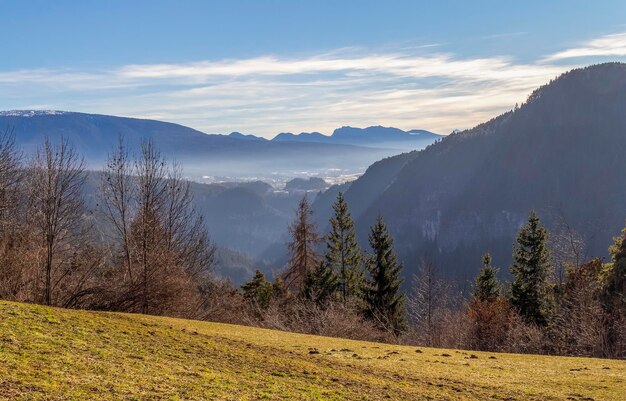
[0,301,624,400]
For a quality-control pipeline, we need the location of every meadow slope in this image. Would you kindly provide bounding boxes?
[0,301,624,400]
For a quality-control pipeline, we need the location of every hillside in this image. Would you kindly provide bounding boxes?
[315,63,626,282]
[0,301,623,400]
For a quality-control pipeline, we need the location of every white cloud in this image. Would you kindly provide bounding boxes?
[543,32,626,62]
[3,32,625,137]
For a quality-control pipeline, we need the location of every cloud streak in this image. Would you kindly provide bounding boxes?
[543,32,626,61]
[1,32,624,137]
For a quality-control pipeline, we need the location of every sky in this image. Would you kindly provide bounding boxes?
[1,0,626,137]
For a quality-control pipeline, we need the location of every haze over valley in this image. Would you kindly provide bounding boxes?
[0,110,442,187]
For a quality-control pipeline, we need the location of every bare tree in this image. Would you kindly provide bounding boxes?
[100,137,136,281]
[408,260,438,332]
[0,127,27,301]
[0,127,23,229]
[99,138,214,316]
[163,162,214,281]
[407,258,456,347]
[133,140,168,313]
[549,209,587,284]
[27,137,87,305]
[551,258,610,357]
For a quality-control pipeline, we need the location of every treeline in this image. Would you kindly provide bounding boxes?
[0,131,623,359]
[236,196,625,359]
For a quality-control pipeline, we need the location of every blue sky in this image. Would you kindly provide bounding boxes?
[1,0,626,137]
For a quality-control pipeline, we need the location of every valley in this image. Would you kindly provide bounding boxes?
[2,3,626,400]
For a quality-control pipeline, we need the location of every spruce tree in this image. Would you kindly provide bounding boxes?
[364,215,406,335]
[324,192,364,303]
[473,253,501,302]
[284,194,322,293]
[510,211,553,326]
[302,261,339,306]
[605,228,626,315]
[468,255,510,351]
[241,270,274,309]
[603,229,626,356]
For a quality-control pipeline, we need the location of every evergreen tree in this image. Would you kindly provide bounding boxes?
[605,228,626,315]
[271,276,290,307]
[468,253,510,351]
[302,261,339,306]
[324,192,364,303]
[510,211,553,326]
[284,194,322,293]
[473,253,501,302]
[241,270,274,309]
[364,215,406,335]
[603,228,626,356]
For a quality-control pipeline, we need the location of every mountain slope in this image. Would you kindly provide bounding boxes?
[319,63,626,282]
[312,151,419,227]
[1,301,623,400]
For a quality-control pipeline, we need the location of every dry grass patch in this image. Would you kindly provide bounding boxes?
[0,301,624,400]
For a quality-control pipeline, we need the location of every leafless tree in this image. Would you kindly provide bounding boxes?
[408,260,439,331]
[0,127,23,228]
[27,137,87,305]
[0,127,27,300]
[547,206,587,284]
[163,162,214,281]
[549,258,617,357]
[407,258,458,347]
[99,138,214,316]
[100,137,136,281]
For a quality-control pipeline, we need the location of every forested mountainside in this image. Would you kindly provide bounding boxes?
[315,63,626,283]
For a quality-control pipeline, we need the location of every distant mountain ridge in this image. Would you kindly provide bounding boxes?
[0,111,441,178]
[271,126,442,149]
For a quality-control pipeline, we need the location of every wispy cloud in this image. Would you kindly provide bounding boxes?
[543,32,626,62]
[2,32,624,137]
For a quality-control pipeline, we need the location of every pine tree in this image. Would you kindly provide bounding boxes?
[241,270,274,309]
[284,194,322,293]
[302,261,339,306]
[510,211,553,326]
[324,192,364,303]
[473,253,501,302]
[364,215,406,335]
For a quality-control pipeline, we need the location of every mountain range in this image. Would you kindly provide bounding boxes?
[271,126,441,149]
[0,110,441,180]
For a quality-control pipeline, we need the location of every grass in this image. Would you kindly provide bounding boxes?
[0,301,624,400]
